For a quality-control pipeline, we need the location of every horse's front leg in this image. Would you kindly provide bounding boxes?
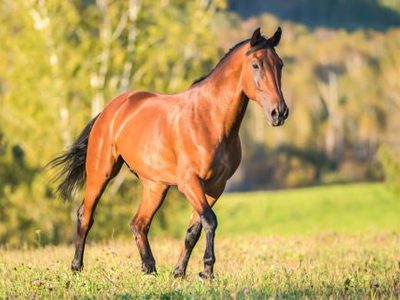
[173,213,202,277]
[178,174,218,279]
[173,185,225,278]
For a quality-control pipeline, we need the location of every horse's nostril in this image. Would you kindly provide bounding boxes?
[271,108,279,120]
[283,107,289,120]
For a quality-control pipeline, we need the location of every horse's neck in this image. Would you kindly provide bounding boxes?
[191,47,249,139]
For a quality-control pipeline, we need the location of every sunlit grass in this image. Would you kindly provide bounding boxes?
[1,234,400,298]
[215,182,400,235]
[2,183,400,298]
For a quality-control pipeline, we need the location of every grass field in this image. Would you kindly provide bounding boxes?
[163,182,400,237]
[1,183,400,298]
[215,182,400,235]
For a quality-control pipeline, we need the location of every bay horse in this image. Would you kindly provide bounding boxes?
[49,27,288,279]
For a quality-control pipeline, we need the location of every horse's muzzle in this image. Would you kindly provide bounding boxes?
[270,106,289,127]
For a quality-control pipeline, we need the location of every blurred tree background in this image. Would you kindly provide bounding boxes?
[0,0,399,247]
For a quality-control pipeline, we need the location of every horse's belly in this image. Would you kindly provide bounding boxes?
[119,140,178,184]
[122,144,177,183]
[115,104,178,184]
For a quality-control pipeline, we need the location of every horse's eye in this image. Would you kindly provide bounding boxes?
[252,63,259,69]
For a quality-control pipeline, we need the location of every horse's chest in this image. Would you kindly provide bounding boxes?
[204,141,240,184]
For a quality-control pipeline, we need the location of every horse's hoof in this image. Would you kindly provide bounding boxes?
[71,261,83,272]
[198,271,214,280]
[173,268,185,278]
[142,263,157,275]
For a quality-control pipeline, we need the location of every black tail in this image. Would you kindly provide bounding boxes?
[47,115,99,200]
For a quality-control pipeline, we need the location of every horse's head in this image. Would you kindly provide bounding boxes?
[241,27,289,126]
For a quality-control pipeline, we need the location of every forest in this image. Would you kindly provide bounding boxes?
[0,0,399,246]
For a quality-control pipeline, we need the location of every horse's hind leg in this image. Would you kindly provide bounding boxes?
[71,156,123,271]
[130,178,169,274]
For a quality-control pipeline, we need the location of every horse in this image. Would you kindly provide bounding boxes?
[49,27,288,279]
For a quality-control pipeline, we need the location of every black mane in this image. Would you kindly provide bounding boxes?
[191,39,250,86]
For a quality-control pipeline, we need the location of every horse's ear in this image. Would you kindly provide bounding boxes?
[269,27,282,47]
[250,27,262,47]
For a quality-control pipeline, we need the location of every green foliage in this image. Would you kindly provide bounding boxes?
[0,0,224,247]
[1,0,400,247]
[226,19,399,190]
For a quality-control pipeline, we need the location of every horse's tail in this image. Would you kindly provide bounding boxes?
[47,115,99,200]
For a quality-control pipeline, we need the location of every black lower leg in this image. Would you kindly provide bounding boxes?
[139,242,156,274]
[131,220,156,274]
[71,204,93,272]
[173,221,202,277]
[199,210,217,279]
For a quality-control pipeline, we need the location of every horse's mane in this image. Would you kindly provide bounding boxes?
[191,39,250,86]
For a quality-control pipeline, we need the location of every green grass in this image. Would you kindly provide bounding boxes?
[214,182,400,235]
[1,183,400,298]
[1,234,400,298]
